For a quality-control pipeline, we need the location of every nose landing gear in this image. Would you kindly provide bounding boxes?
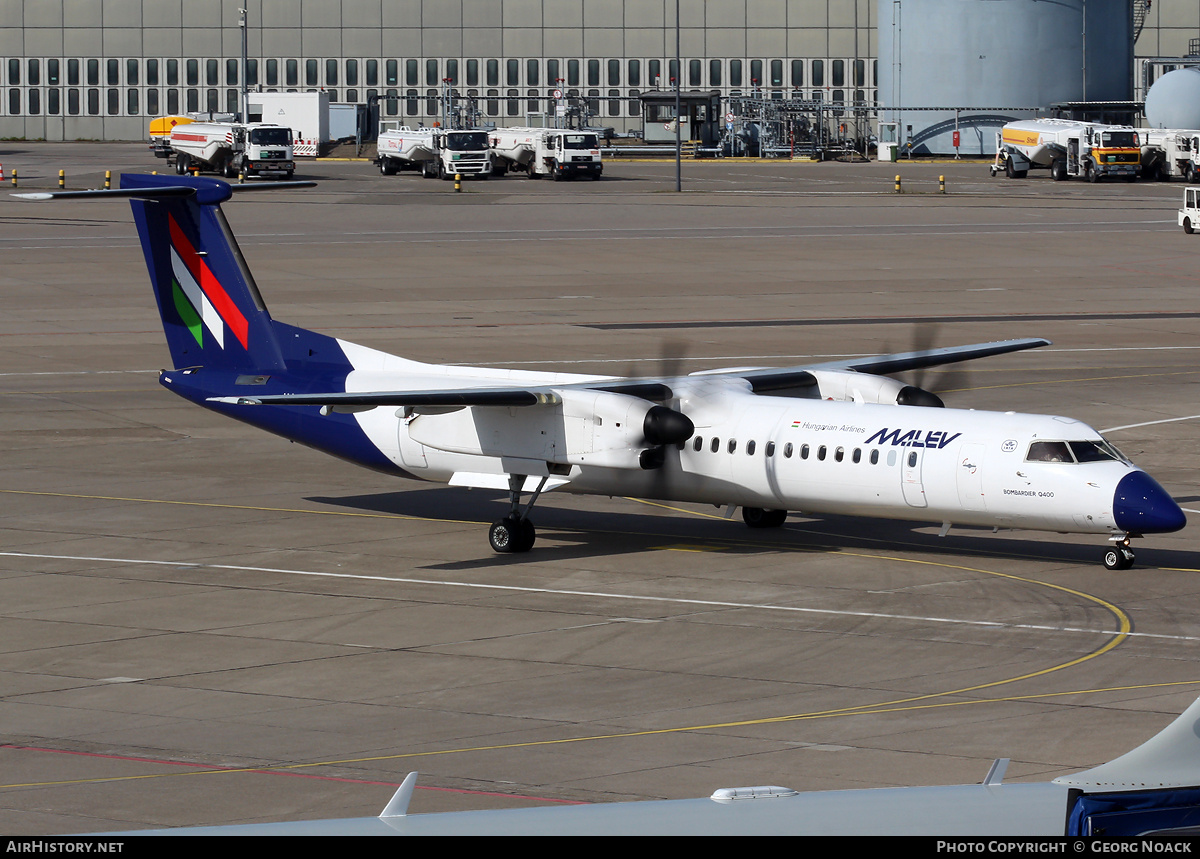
[1103,536,1136,571]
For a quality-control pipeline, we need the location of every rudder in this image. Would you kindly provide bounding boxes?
[124,173,285,373]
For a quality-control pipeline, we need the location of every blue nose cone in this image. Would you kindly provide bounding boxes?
[1113,471,1187,534]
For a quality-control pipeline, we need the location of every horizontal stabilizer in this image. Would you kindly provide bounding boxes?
[213,388,558,408]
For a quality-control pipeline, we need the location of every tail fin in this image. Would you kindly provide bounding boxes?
[124,173,286,373]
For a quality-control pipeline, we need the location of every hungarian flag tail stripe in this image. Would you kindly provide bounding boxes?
[168,214,249,349]
[170,246,224,349]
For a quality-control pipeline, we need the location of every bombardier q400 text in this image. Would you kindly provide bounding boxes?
[18,174,1186,568]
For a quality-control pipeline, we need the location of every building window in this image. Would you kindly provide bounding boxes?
[812,60,824,87]
[166,59,178,86]
[750,59,763,86]
[771,59,783,87]
[127,88,138,114]
[366,59,378,86]
[568,59,580,86]
[527,59,538,86]
[346,59,358,86]
[730,60,742,87]
[68,88,80,114]
[207,59,219,86]
[465,59,477,86]
[227,59,238,86]
[587,59,600,87]
[709,59,721,86]
[305,59,318,87]
[326,59,338,86]
[832,59,845,87]
[689,59,701,87]
[8,59,19,86]
[627,59,640,87]
[68,59,80,86]
[28,58,40,86]
[426,59,439,86]
[107,87,119,114]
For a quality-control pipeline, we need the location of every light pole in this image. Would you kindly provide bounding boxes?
[239,7,248,122]
[675,0,681,192]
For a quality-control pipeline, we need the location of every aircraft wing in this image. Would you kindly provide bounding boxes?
[212,338,1051,409]
[721,337,1052,390]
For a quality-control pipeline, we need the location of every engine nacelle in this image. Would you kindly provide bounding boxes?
[405,388,694,469]
[809,370,943,408]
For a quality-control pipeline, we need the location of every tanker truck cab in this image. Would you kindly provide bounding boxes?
[551,132,603,180]
[438,130,492,178]
[242,125,295,178]
[1086,127,1140,181]
[1179,186,1200,233]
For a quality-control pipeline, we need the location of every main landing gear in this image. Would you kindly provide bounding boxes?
[1103,535,1137,571]
[489,474,548,554]
[742,507,788,528]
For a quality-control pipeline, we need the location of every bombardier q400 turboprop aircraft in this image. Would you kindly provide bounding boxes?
[18,174,1186,568]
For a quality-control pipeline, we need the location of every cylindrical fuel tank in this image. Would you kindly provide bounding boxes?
[1145,67,1200,130]
[876,0,1132,155]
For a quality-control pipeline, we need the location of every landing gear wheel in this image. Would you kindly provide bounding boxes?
[742,507,788,528]
[490,517,536,554]
[1103,545,1135,570]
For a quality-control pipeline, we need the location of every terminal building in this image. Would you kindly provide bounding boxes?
[1,0,1199,153]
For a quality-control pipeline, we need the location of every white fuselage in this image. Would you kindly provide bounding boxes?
[335,341,1132,536]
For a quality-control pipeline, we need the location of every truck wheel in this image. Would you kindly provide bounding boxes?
[175,153,189,175]
[1184,217,1194,235]
[1051,160,1066,181]
[1005,157,1015,178]
[223,159,238,179]
[1087,162,1099,183]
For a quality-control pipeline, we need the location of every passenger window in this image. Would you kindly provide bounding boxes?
[765,441,775,457]
[907,451,918,467]
[1026,441,1073,463]
[693,436,703,452]
[852,448,861,463]
[784,443,793,458]
[817,445,827,461]
[746,440,756,455]
[800,443,809,460]
[727,439,737,454]
[870,449,879,465]
[834,446,844,462]
[887,450,897,466]
[711,438,720,453]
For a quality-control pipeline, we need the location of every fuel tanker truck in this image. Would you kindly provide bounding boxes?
[160,121,295,179]
[991,119,1140,182]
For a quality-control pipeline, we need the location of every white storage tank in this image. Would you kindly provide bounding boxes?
[877,0,1133,155]
[1144,67,1200,130]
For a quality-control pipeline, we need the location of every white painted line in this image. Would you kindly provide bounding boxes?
[1,550,1187,641]
[1102,415,1200,433]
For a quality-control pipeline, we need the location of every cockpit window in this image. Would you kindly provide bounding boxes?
[1027,439,1128,464]
[1026,441,1073,463]
[1068,440,1124,463]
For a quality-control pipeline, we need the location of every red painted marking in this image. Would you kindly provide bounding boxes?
[168,214,250,349]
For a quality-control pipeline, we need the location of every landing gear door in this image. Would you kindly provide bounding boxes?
[901,448,927,508]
